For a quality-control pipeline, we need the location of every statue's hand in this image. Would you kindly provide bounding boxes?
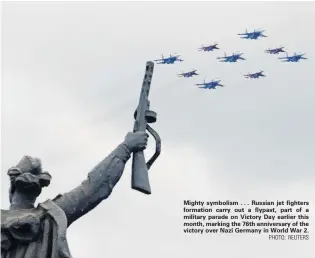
[124,131,148,152]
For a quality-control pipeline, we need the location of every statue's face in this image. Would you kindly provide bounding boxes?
[8,167,51,199]
[15,172,42,195]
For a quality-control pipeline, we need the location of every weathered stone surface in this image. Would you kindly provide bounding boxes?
[1,131,148,258]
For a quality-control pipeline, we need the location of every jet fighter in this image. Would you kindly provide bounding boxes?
[198,43,219,52]
[265,46,285,54]
[195,78,224,90]
[244,70,266,79]
[238,29,267,40]
[154,54,183,64]
[278,52,308,62]
[217,52,246,62]
[177,69,199,78]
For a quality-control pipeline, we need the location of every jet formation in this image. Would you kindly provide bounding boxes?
[153,28,308,91]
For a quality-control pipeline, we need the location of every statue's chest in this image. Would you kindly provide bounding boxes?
[1,208,45,251]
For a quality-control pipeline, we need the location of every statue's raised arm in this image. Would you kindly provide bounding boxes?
[53,131,148,226]
[1,132,147,257]
[1,62,160,258]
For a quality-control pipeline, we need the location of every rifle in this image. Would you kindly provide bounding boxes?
[132,61,161,195]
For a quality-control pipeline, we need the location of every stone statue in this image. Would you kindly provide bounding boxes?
[1,131,148,258]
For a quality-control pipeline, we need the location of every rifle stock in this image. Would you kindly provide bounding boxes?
[131,61,161,194]
[132,150,151,194]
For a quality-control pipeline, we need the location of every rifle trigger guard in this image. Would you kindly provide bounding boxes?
[133,109,160,169]
[145,124,161,170]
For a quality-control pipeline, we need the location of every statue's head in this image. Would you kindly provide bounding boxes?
[8,156,52,203]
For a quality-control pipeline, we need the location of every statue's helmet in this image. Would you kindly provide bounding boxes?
[8,156,51,203]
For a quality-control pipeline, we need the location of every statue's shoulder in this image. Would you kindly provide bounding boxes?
[1,207,44,227]
[38,197,68,229]
[1,208,9,217]
[38,196,62,211]
[0,195,64,228]
[1,207,45,249]
[1,209,10,226]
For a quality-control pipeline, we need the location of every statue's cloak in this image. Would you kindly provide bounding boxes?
[1,200,72,258]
